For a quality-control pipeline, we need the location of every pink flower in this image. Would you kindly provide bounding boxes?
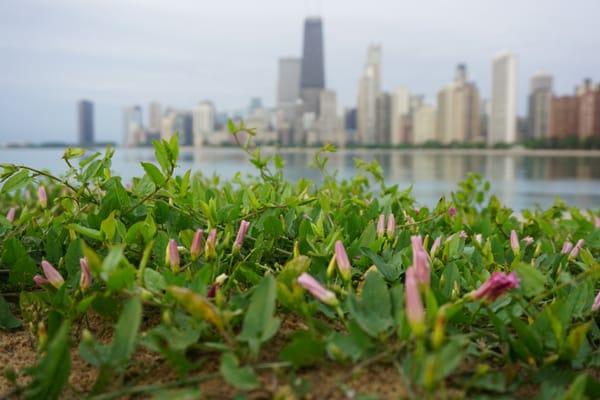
[430,236,442,257]
[38,186,48,208]
[594,216,600,229]
[592,291,600,312]
[233,220,250,251]
[561,241,573,254]
[376,214,385,238]
[190,229,204,260]
[471,271,520,302]
[459,230,467,240]
[41,260,64,289]
[448,206,457,217]
[79,257,92,291]
[6,207,16,223]
[569,239,585,259]
[205,228,217,259]
[165,239,180,272]
[33,275,49,287]
[411,235,429,285]
[405,266,425,335]
[386,214,396,239]
[523,236,534,247]
[334,240,352,282]
[510,230,520,255]
[297,272,338,306]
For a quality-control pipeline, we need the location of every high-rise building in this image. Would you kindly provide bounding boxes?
[123,105,144,147]
[317,89,342,145]
[527,72,553,139]
[577,79,600,139]
[77,100,94,146]
[192,101,215,146]
[436,64,480,144]
[148,102,162,134]
[375,92,392,145]
[550,95,579,139]
[173,112,193,146]
[300,17,325,116]
[357,44,381,145]
[161,110,177,141]
[489,52,517,145]
[413,105,437,144]
[390,87,410,145]
[276,57,302,145]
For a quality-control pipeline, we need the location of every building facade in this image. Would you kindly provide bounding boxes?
[77,100,94,146]
[300,17,325,116]
[123,105,144,147]
[390,87,410,145]
[356,44,381,145]
[527,72,553,139]
[489,53,517,145]
[413,104,437,144]
[375,92,391,145]
[192,101,215,146]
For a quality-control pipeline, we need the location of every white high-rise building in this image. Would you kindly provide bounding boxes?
[123,105,144,147]
[192,101,215,146]
[317,89,343,145]
[148,102,162,134]
[413,105,437,144]
[528,71,553,139]
[161,111,177,141]
[276,57,302,145]
[489,52,517,145]
[390,87,410,145]
[357,44,381,145]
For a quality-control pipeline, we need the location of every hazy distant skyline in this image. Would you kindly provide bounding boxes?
[1,0,599,143]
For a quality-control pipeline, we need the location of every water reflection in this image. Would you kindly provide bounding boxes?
[1,148,599,210]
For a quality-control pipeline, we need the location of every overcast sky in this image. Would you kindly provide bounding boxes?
[1,0,599,143]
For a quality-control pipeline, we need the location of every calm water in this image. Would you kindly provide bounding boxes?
[1,147,600,210]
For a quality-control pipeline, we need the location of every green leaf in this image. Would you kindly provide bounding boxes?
[110,296,142,368]
[62,147,86,160]
[2,237,37,287]
[0,296,21,330]
[514,263,546,297]
[24,320,71,400]
[360,247,401,281]
[153,140,170,173]
[142,162,166,186]
[238,274,281,355]
[219,352,259,391]
[280,331,325,368]
[1,169,30,193]
[346,271,393,337]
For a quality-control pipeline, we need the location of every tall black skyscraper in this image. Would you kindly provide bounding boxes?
[78,100,94,146]
[300,17,325,116]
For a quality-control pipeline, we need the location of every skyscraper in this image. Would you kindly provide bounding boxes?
[276,57,302,145]
[123,105,143,147]
[357,44,381,145]
[375,92,391,145]
[489,52,517,145]
[436,64,480,144]
[528,72,553,139]
[77,100,94,146]
[317,89,342,145]
[148,102,162,134]
[192,101,215,146]
[413,105,437,144]
[390,87,410,145]
[300,17,325,116]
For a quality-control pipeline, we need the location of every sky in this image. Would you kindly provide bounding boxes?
[1,0,599,144]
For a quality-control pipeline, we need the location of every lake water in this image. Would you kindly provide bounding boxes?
[1,147,600,211]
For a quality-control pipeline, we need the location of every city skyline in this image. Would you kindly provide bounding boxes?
[2,0,600,143]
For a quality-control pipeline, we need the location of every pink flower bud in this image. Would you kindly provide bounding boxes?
[205,229,217,259]
[405,266,425,335]
[592,291,600,312]
[233,220,250,251]
[38,186,48,209]
[569,239,585,259]
[510,230,520,255]
[33,274,49,287]
[297,272,338,306]
[190,229,204,260]
[6,207,16,223]
[523,236,534,247]
[386,214,395,239]
[334,240,352,282]
[595,216,600,229]
[79,257,92,291]
[376,214,385,238]
[411,235,430,285]
[165,239,180,272]
[430,236,442,257]
[561,241,573,254]
[41,260,64,289]
[448,206,456,217]
[471,271,519,302]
